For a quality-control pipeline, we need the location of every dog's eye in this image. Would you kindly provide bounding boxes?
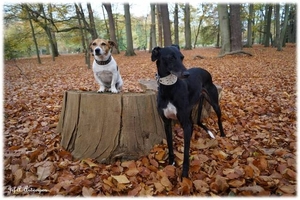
[101,43,106,46]
[92,42,96,46]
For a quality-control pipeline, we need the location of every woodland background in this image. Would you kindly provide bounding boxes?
[3,2,297,197]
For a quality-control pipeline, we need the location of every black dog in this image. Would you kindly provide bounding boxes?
[151,45,225,178]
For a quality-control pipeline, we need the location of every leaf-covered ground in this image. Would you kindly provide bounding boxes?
[3,45,296,196]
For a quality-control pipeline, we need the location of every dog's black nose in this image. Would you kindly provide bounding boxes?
[182,71,190,78]
[95,48,101,55]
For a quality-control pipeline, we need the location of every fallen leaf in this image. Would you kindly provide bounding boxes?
[193,179,209,193]
[160,176,173,191]
[178,177,193,195]
[154,182,165,193]
[163,165,176,178]
[278,184,296,194]
[128,185,141,196]
[238,185,264,194]
[192,138,218,149]
[13,168,23,185]
[82,186,95,197]
[228,179,245,187]
[125,167,139,176]
[111,175,130,184]
[210,175,229,193]
[82,159,98,168]
[37,161,54,181]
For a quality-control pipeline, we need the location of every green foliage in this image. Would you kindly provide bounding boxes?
[4,21,34,59]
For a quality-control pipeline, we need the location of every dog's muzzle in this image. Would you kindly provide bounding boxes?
[95,48,102,55]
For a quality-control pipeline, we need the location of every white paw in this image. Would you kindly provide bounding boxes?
[110,88,119,93]
[97,87,105,93]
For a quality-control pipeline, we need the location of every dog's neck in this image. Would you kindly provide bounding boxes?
[95,55,112,65]
[156,73,178,85]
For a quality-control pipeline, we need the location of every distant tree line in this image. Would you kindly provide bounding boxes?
[4,3,296,65]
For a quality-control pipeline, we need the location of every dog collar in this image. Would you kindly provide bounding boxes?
[157,74,178,85]
[95,55,112,65]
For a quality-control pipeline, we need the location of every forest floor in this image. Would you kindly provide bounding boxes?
[3,44,297,196]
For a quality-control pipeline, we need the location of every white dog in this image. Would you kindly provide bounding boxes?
[90,38,123,93]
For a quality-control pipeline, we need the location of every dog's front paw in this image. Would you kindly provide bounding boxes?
[110,88,119,93]
[97,88,105,93]
[97,86,105,93]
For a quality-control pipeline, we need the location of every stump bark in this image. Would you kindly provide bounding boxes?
[57,90,165,163]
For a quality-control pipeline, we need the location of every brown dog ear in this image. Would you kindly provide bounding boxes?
[108,40,117,48]
[151,46,161,62]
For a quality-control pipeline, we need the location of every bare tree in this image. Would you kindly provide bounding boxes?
[124,3,136,56]
[245,4,254,47]
[74,3,90,68]
[103,3,119,54]
[184,3,192,49]
[230,4,242,51]
[24,4,41,64]
[87,3,98,39]
[218,4,230,55]
[264,4,273,47]
[159,4,172,46]
[277,4,290,51]
[149,4,157,52]
[174,3,179,45]
[156,4,163,46]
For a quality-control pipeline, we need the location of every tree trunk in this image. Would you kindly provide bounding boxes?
[75,3,88,67]
[264,4,272,47]
[193,5,203,49]
[124,3,136,56]
[246,4,253,47]
[149,4,157,52]
[57,91,165,163]
[87,3,98,39]
[274,4,280,47]
[277,4,290,51]
[184,3,192,49]
[160,4,172,46]
[289,5,296,43]
[230,4,242,51]
[103,3,120,54]
[218,4,231,55]
[25,4,41,64]
[174,3,179,45]
[157,4,163,47]
[39,4,58,60]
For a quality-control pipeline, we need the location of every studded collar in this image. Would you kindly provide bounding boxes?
[95,55,112,65]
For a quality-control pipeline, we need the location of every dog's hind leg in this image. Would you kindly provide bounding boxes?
[206,85,226,137]
[163,118,175,166]
[197,94,215,139]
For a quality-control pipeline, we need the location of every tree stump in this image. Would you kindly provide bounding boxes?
[57,90,165,164]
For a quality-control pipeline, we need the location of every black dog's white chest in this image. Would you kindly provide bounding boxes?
[163,102,177,120]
